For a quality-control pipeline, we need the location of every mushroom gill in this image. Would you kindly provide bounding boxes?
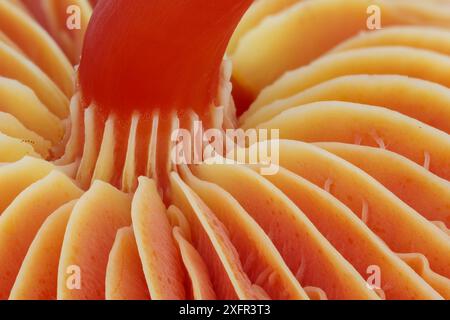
[0,0,449,300]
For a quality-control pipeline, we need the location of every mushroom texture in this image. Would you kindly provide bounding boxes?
[0,0,449,300]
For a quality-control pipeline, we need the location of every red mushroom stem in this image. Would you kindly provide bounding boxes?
[78,0,253,119]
